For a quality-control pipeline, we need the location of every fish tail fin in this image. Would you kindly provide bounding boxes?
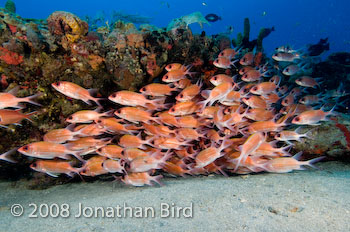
[151,174,164,186]
[25,111,38,123]
[24,92,43,106]
[0,148,17,163]
[303,156,326,169]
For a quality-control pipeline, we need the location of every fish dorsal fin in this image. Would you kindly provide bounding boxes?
[8,86,20,96]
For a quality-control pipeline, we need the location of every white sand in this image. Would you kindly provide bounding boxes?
[0,161,349,232]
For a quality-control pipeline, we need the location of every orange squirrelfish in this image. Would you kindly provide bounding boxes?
[74,124,106,137]
[119,134,151,149]
[245,108,274,121]
[96,117,131,133]
[0,109,36,128]
[80,156,108,176]
[250,82,277,95]
[129,152,170,172]
[168,101,199,116]
[210,74,234,86]
[163,161,189,177]
[242,96,267,109]
[139,83,177,97]
[96,145,124,159]
[173,78,192,89]
[299,95,321,105]
[290,87,302,97]
[30,160,81,177]
[143,123,175,137]
[241,69,262,82]
[0,87,42,109]
[239,66,255,75]
[194,141,229,168]
[252,142,292,157]
[52,81,101,106]
[165,63,187,72]
[196,106,219,118]
[151,137,190,150]
[162,67,193,83]
[248,118,287,133]
[295,76,320,88]
[122,148,149,161]
[281,94,295,107]
[213,56,237,69]
[199,82,234,108]
[176,115,202,128]
[65,137,111,151]
[108,90,164,109]
[66,109,113,124]
[176,128,203,141]
[114,107,155,124]
[155,111,179,126]
[122,172,163,186]
[270,75,281,85]
[239,52,254,66]
[277,85,289,95]
[261,93,280,104]
[260,152,324,173]
[292,108,334,125]
[233,132,265,171]
[218,48,238,58]
[176,82,202,102]
[275,128,312,142]
[18,141,83,161]
[102,159,124,173]
[44,124,81,143]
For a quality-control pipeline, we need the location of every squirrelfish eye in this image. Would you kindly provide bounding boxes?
[285,68,289,72]
[68,116,73,120]
[97,120,102,123]
[214,76,217,80]
[276,134,281,137]
[97,148,102,152]
[23,146,28,151]
[141,87,146,92]
[170,108,175,112]
[116,110,121,114]
[253,87,258,91]
[32,163,37,167]
[294,117,300,122]
[179,94,183,98]
[57,82,61,86]
[168,65,172,68]
[165,75,168,79]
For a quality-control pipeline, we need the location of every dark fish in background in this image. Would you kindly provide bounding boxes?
[205,13,222,22]
[260,26,275,39]
[307,38,330,56]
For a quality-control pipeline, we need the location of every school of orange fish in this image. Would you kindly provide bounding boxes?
[0,46,338,187]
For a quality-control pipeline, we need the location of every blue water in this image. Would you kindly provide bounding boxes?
[9,0,350,56]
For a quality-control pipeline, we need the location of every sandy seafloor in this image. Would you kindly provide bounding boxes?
[0,161,349,232]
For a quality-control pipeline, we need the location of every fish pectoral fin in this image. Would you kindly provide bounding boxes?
[46,172,59,178]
